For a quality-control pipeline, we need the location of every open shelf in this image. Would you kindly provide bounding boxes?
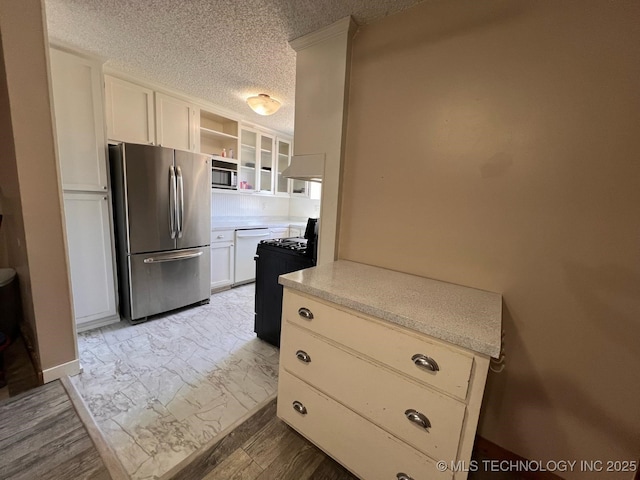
[201,127,238,140]
[200,110,238,159]
[210,154,238,164]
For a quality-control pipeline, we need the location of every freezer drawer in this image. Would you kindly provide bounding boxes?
[123,247,210,321]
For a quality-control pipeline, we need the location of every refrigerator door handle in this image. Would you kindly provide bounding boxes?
[142,250,203,263]
[176,165,184,238]
[169,166,177,239]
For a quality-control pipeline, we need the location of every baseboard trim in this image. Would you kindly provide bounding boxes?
[76,315,120,333]
[42,359,81,383]
[474,436,564,480]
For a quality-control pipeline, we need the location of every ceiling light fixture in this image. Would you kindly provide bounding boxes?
[246,93,281,116]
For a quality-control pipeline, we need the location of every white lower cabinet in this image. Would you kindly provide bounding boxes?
[63,193,117,327]
[210,230,235,291]
[278,289,491,480]
[278,371,451,480]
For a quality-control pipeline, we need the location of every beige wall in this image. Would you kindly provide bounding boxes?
[340,0,639,476]
[0,0,77,372]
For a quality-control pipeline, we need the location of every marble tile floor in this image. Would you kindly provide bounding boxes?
[71,284,279,480]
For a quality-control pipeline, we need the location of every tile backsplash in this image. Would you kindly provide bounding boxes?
[211,192,320,219]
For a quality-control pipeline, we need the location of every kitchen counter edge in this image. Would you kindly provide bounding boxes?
[211,220,307,231]
[279,260,503,358]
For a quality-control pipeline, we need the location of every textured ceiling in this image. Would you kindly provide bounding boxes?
[44,0,424,135]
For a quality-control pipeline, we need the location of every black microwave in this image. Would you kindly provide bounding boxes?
[212,159,238,189]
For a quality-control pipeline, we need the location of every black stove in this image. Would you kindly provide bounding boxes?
[259,237,308,252]
[254,219,318,347]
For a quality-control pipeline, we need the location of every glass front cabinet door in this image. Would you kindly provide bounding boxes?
[276,138,291,195]
[239,128,257,191]
[259,133,275,193]
[238,127,301,196]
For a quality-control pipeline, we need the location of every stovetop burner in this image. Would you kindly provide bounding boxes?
[260,237,308,252]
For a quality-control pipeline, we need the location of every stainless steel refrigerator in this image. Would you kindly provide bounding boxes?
[109,143,211,322]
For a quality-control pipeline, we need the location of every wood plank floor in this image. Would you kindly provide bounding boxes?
[168,397,529,480]
[0,380,114,480]
[167,398,357,480]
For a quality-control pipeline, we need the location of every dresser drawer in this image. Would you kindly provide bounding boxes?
[281,322,466,460]
[211,229,235,243]
[283,289,474,400]
[278,370,452,480]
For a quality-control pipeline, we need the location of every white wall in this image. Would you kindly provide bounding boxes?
[289,196,320,219]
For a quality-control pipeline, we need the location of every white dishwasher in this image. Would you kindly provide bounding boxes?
[234,228,270,284]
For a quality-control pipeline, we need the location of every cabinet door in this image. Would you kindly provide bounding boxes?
[155,92,198,151]
[259,133,275,193]
[239,127,258,191]
[49,48,108,192]
[63,192,117,325]
[104,75,155,145]
[210,242,235,289]
[276,137,291,195]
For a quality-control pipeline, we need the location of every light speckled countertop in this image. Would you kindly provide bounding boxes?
[279,260,502,358]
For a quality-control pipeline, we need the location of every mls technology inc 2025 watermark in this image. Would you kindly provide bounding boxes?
[435,459,638,474]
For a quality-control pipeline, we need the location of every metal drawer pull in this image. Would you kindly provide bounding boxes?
[292,401,307,415]
[412,353,439,372]
[397,474,414,480]
[296,350,311,363]
[298,307,314,320]
[405,409,431,430]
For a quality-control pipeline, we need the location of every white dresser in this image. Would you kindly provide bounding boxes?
[277,260,502,480]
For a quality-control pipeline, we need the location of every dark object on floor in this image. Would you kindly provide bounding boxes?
[0,331,8,388]
[168,397,357,480]
[0,268,21,342]
[1,335,39,397]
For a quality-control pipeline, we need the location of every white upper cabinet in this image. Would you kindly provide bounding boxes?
[104,75,155,145]
[238,126,277,193]
[155,92,198,151]
[49,48,108,191]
